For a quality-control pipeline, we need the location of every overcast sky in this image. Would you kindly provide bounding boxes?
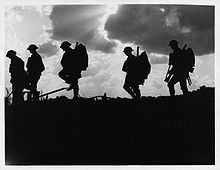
[4,4,214,98]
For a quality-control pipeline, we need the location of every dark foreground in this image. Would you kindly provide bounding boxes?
[5,86,215,165]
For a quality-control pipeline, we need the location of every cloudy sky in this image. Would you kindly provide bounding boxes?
[4,3,215,98]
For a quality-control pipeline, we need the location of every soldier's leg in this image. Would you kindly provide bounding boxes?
[18,85,24,102]
[26,74,32,99]
[72,78,79,98]
[30,74,41,101]
[12,85,18,104]
[132,84,141,99]
[66,74,79,98]
[27,74,36,91]
[180,78,189,95]
[12,85,23,104]
[59,69,70,83]
[123,75,136,98]
[167,75,178,96]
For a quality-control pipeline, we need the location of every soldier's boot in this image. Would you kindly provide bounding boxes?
[73,86,79,99]
[181,82,189,96]
[123,85,136,99]
[67,84,74,91]
[133,87,141,99]
[182,89,189,96]
[168,84,175,96]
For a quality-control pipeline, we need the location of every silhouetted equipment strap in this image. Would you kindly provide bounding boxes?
[10,87,68,106]
[39,87,68,98]
[187,76,192,86]
[164,65,171,82]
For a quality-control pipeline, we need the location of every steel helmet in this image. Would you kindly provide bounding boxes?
[168,40,179,46]
[60,41,72,48]
[123,46,133,53]
[27,44,38,50]
[6,50,17,57]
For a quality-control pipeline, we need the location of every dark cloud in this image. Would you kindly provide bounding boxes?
[105,5,214,55]
[177,5,214,32]
[48,5,117,53]
[38,41,59,57]
[88,32,117,53]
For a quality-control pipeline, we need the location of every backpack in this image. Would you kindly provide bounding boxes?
[136,51,151,84]
[182,47,195,73]
[139,51,151,78]
[75,43,88,71]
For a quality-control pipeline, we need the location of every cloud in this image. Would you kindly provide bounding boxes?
[38,40,59,58]
[5,5,53,18]
[48,5,117,53]
[105,5,214,56]
[82,61,109,77]
[5,5,52,45]
[149,53,168,65]
[5,25,27,59]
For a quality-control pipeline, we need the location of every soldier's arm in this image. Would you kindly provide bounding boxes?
[26,59,30,71]
[168,53,173,66]
[122,60,129,72]
[60,55,65,67]
[9,64,12,73]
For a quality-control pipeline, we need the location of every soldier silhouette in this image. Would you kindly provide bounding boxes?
[122,46,141,99]
[6,50,27,104]
[165,40,190,96]
[26,44,45,100]
[59,41,83,99]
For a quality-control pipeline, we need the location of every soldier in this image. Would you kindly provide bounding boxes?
[6,50,27,104]
[122,46,141,99]
[59,41,82,99]
[166,40,189,96]
[26,44,45,100]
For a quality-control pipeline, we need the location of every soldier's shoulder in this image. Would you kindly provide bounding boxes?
[14,56,23,62]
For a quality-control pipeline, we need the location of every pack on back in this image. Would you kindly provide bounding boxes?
[137,51,151,79]
[182,47,195,73]
[75,43,88,71]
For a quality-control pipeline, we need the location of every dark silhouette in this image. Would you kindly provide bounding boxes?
[26,44,45,100]
[5,86,214,165]
[136,51,151,85]
[165,40,195,96]
[59,41,88,99]
[122,46,151,99]
[6,50,27,104]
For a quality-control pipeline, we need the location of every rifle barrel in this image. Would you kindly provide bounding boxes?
[39,87,68,98]
[137,46,139,57]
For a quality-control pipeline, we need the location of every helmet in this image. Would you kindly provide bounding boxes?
[27,44,38,50]
[168,40,179,46]
[6,50,16,57]
[60,41,72,48]
[123,46,133,53]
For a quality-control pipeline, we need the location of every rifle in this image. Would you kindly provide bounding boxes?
[137,46,140,57]
[164,43,187,83]
[164,65,171,83]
